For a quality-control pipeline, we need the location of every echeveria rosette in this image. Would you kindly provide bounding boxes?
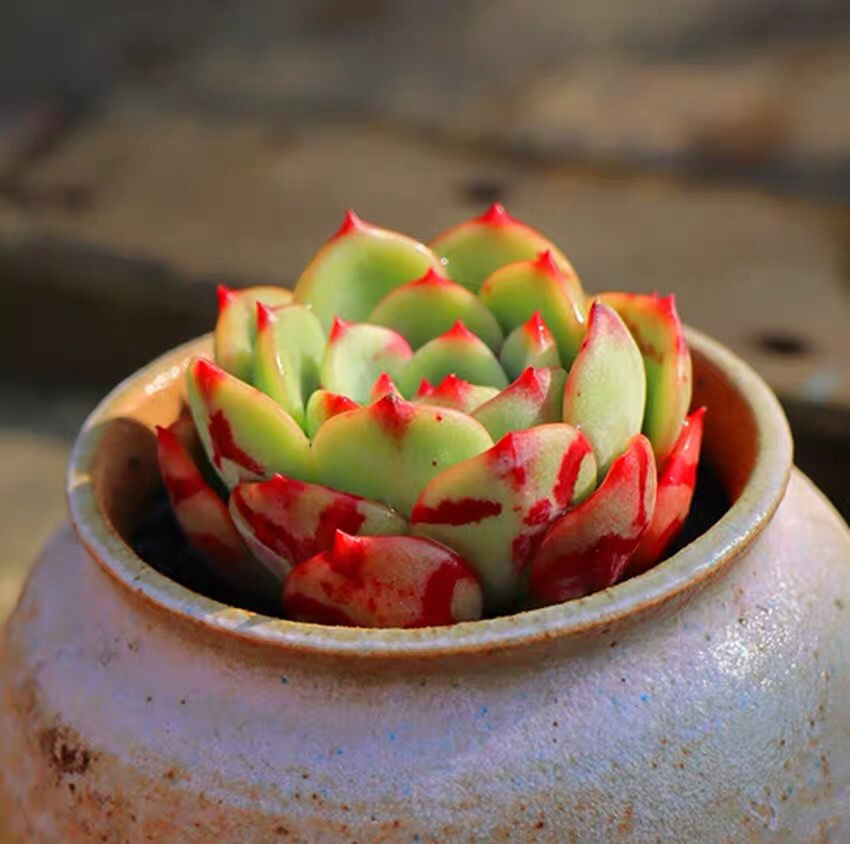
[155,204,702,628]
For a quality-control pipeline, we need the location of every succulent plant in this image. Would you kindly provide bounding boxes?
[155,204,703,628]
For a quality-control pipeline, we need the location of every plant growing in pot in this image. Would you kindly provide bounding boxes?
[1,206,849,842]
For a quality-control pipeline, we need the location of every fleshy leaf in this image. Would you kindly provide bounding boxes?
[412,425,596,613]
[479,251,586,366]
[599,292,692,463]
[155,420,278,601]
[311,393,493,516]
[430,203,579,293]
[368,267,503,351]
[214,284,294,381]
[320,318,412,403]
[293,210,442,331]
[473,366,566,443]
[527,434,657,607]
[414,374,499,414]
[229,474,407,580]
[499,311,561,380]
[625,408,705,577]
[252,303,324,429]
[398,321,508,396]
[186,357,311,489]
[304,390,359,438]
[562,301,646,477]
[283,531,483,628]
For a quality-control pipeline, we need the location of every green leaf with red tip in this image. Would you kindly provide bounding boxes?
[368,268,503,351]
[499,311,561,380]
[414,374,499,414]
[252,303,324,429]
[214,285,294,381]
[599,291,693,463]
[430,203,580,293]
[155,421,279,602]
[479,251,587,365]
[562,301,646,477]
[527,434,657,607]
[293,210,442,331]
[311,394,493,517]
[625,408,705,577]
[186,357,312,489]
[283,531,483,628]
[320,318,412,403]
[304,390,359,438]
[229,474,407,580]
[398,321,508,397]
[412,425,596,613]
[473,367,566,443]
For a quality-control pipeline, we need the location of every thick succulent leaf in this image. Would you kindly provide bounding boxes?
[293,210,442,331]
[252,303,324,429]
[186,358,311,489]
[599,291,692,463]
[320,318,412,403]
[304,390,359,438]
[398,321,508,396]
[479,251,586,365]
[500,311,561,380]
[368,268,503,351]
[430,202,579,293]
[562,301,646,477]
[412,425,596,613]
[214,285,294,381]
[283,531,483,628]
[414,374,499,414]
[311,393,494,516]
[527,434,657,607]
[229,474,407,580]
[155,421,279,601]
[625,408,705,577]
[473,366,566,443]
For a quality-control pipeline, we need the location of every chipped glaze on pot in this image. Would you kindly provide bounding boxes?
[1,330,849,842]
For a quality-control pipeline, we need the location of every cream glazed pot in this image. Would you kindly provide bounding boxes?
[1,329,849,843]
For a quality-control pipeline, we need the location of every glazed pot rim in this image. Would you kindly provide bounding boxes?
[67,327,792,658]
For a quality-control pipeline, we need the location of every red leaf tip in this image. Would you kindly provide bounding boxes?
[328,316,351,343]
[523,310,550,344]
[411,267,451,287]
[217,284,237,312]
[192,357,225,401]
[445,320,476,341]
[533,249,560,277]
[477,201,512,226]
[256,301,276,332]
[332,209,365,241]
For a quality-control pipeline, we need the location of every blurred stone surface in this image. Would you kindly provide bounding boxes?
[1,1,848,197]
[1,112,849,406]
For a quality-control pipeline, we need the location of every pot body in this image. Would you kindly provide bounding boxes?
[1,469,849,842]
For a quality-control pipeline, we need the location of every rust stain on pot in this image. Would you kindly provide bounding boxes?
[39,725,95,777]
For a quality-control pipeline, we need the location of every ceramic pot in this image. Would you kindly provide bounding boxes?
[1,329,849,843]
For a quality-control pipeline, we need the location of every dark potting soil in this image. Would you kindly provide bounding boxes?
[131,458,731,618]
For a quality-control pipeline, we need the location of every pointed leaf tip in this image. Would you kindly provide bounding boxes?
[255,300,276,332]
[447,320,476,340]
[478,201,511,226]
[192,357,225,401]
[217,284,237,312]
[328,316,351,343]
[411,267,451,287]
[331,209,365,241]
[534,249,560,276]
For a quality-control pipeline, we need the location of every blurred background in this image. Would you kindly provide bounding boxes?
[1,0,849,620]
